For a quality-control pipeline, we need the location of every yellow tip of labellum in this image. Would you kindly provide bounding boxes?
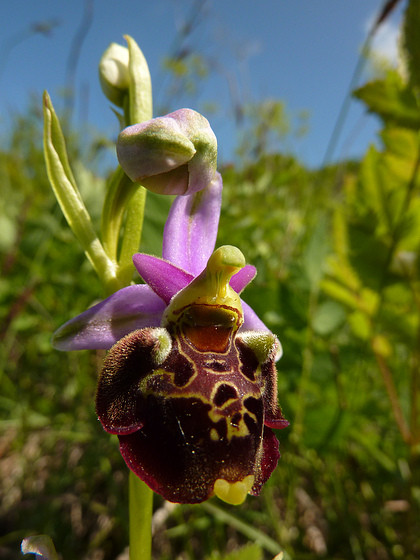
[213,475,254,505]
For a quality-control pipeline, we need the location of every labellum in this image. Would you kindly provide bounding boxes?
[96,246,288,504]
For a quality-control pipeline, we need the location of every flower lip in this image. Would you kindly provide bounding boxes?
[179,303,241,353]
[181,304,238,328]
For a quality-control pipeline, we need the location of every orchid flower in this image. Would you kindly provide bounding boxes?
[53,173,288,505]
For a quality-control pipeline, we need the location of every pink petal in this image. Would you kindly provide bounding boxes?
[53,285,166,350]
[133,254,193,304]
[162,172,222,276]
[230,265,257,293]
[240,300,270,331]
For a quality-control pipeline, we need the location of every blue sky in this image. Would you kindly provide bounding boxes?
[0,0,404,168]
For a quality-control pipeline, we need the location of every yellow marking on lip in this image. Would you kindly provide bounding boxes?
[213,475,255,505]
[208,388,259,441]
[210,428,219,441]
[138,368,261,442]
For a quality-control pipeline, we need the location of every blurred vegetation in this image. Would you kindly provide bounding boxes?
[2,1,420,559]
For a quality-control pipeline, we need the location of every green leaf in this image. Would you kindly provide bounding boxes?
[125,35,153,124]
[321,278,360,310]
[117,185,147,285]
[380,126,418,162]
[403,0,420,91]
[206,543,263,560]
[312,300,347,336]
[331,206,349,259]
[396,198,420,251]
[347,216,390,289]
[43,92,119,293]
[359,146,387,228]
[100,165,137,261]
[348,310,372,340]
[354,71,420,128]
[302,219,330,290]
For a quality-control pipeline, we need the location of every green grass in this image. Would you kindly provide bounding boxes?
[1,90,420,560]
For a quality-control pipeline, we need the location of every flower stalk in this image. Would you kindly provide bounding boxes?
[129,473,153,560]
[100,166,140,266]
[100,35,152,287]
[112,36,154,560]
[117,186,147,286]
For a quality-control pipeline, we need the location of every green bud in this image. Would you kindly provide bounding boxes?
[99,42,130,107]
[117,108,217,195]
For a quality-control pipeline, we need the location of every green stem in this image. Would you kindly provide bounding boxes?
[101,166,138,262]
[373,349,412,445]
[101,168,147,287]
[102,35,153,286]
[129,472,153,560]
[118,186,147,286]
[202,501,291,559]
[117,37,154,560]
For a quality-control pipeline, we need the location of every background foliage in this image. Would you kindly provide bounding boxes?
[1,1,420,559]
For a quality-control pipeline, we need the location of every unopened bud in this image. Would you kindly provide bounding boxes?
[99,43,130,107]
[117,108,217,195]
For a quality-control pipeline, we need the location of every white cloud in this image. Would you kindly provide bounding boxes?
[371,20,400,62]
[364,13,401,64]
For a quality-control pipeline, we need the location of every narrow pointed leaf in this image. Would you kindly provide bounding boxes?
[125,35,152,124]
[43,92,116,288]
[354,71,420,128]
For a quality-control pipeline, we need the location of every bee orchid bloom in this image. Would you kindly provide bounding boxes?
[53,173,288,504]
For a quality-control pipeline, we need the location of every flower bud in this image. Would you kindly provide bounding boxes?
[99,43,130,107]
[116,108,217,195]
